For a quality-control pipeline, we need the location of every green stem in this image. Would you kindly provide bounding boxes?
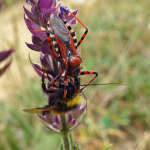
[60,114,71,150]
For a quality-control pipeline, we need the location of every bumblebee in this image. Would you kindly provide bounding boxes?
[23,73,82,115]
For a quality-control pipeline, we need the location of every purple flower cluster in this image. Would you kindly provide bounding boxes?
[24,0,86,132]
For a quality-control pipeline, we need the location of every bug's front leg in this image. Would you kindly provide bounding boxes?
[79,71,98,91]
[42,71,58,94]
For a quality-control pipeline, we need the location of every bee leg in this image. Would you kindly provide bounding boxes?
[42,71,58,93]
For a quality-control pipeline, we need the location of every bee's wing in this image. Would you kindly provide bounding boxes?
[23,105,58,114]
[50,14,70,44]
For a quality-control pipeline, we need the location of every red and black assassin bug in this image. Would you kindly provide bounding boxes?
[33,12,98,98]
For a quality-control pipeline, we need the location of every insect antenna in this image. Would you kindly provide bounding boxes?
[80,83,130,86]
[79,89,88,113]
[79,89,87,101]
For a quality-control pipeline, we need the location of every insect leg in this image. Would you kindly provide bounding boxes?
[74,76,80,92]
[69,11,88,48]
[49,68,64,90]
[79,71,98,91]
[42,70,58,93]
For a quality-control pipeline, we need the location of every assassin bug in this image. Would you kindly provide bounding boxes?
[33,12,98,99]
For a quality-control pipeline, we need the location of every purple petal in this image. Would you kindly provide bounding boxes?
[37,0,53,12]
[39,11,48,28]
[52,122,62,130]
[23,6,39,25]
[0,48,14,62]
[28,55,49,79]
[69,120,81,131]
[68,18,76,26]
[68,119,77,129]
[73,103,81,112]
[67,113,73,123]
[37,113,53,124]
[59,5,69,19]
[40,53,51,68]
[51,0,57,7]
[40,53,61,77]
[53,115,61,124]
[32,36,43,46]
[24,14,40,30]
[70,119,77,126]
[26,42,41,51]
[67,9,78,25]
[77,48,81,56]
[40,53,56,78]
[45,123,60,133]
[28,54,43,77]
[73,104,86,119]
[32,31,47,39]
[60,5,69,14]
[59,6,78,25]
[41,40,51,55]
[24,15,47,38]
[31,63,43,77]
[0,59,12,76]
[31,6,40,18]
[46,6,60,17]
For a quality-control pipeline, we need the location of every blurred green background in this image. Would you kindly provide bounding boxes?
[0,0,150,149]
